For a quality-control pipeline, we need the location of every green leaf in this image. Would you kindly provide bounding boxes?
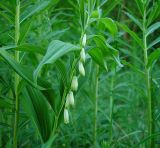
[55,60,68,86]
[99,18,118,37]
[103,0,121,16]
[0,49,42,89]
[88,0,96,16]
[147,48,160,68]
[0,12,14,24]
[122,60,145,75]
[42,135,57,148]
[77,0,88,31]
[135,0,144,17]
[92,35,118,56]
[147,1,160,26]
[0,3,14,15]
[0,45,16,50]
[34,40,79,82]
[16,44,45,55]
[20,0,51,23]
[89,35,123,67]
[146,22,160,37]
[133,132,160,148]
[22,86,53,143]
[88,47,108,71]
[148,36,160,49]
[117,22,143,48]
[0,96,13,109]
[19,20,32,44]
[125,12,142,30]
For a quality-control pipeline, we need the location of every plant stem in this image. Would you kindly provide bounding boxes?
[51,88,67,136]
[109,74,114,146]
[143,8,154,148]
[93,65,99,148]
[13,1,20,148]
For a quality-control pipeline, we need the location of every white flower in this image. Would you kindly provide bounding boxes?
[64,109,69,124]
[80,48,86,63]
[68,91,74,106]
[79,61,85,76]
[82,34,87,47]
[65,91,75,107]
[65,94,70,108]
[71,76,78,91]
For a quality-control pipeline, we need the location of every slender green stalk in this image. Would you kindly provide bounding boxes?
[51,88,67,136]
[109,74,114,146]
[142,8,154,148]
[13,1,20,148]
[93,65,99,148]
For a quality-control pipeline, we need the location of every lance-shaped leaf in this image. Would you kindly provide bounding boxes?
[88,47,108,71]
[135,0,144,16]
[117,22,143,48]
[99,18,118,37]
[22,86,53,143]
[15,44,45,55]
[146,22,160,37]
[147,1,160,26]
[148,36,160,49]
[0,49,42,89]
[0,45,16,50]
[90,17,118,37]
[124,12,142,30]
[89,35,123,68]
[103,0,121,16]
[34,40,79,82]
[0,96,13,109]
[147,48,160,68]
[20,0,51,23]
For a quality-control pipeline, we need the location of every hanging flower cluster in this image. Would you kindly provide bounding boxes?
[79,34,86,76]
[64,34,87,124]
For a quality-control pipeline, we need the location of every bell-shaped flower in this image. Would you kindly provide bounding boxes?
[71,76,78,91]
[65,91,75,107]
[68,91,74,106]
[82,34,87,47]
[79,61,85,76]
[80,48,86,63]
[64,109,69,124]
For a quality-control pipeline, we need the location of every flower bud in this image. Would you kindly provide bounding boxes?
[79,61,85,76]
[71,76,78,91]
[82,34,87,47]
[65,91,75,107]
[65,95,70,108]
[64,109,69,124]
[68,91,74,106]
[80,48,86,63]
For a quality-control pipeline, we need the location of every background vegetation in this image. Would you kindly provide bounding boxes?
[0,0,160,147]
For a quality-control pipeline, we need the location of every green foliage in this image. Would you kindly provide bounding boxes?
[0,0,160,147]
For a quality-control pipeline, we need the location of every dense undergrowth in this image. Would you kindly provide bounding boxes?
[0,0,160,148]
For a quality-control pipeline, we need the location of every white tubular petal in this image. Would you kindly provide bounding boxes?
[68,91,74,106]
[71,76,78,91]
[79,61,85,76]
[80,48,86,63]
[65,94,70,108]
[82,34,87,47]
[64,109,69,124]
